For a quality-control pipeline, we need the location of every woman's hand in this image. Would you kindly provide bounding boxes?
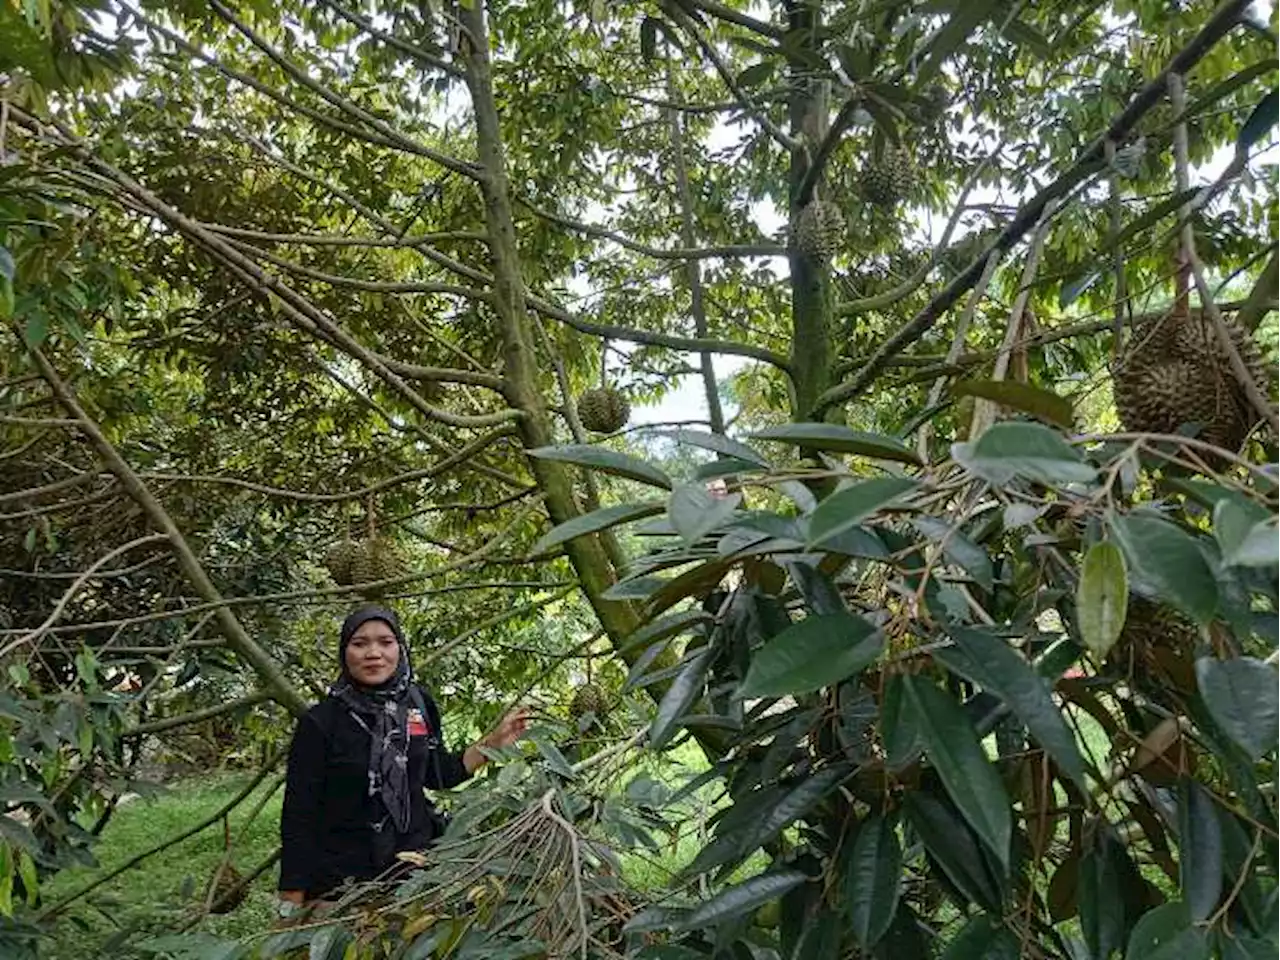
[463,707,529,773]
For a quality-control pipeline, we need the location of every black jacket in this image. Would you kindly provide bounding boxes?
[278,686,470,898]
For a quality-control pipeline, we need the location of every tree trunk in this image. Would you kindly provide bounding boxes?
[457,3,670,681]
[785,3,837,424]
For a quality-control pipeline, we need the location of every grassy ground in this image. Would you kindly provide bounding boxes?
[39,774,284,959]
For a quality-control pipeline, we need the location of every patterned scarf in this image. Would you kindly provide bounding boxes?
[329,605,415,835]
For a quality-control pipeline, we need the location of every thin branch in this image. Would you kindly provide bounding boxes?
[203,223,487,248]
[0,469,98,504]
[0,534,169,657]
[368,356,505,392]
[316,0,464,78]
[122,690,272,738]
[223,235,493,301]
[814,0,1252,413]
[140,429,515,504]
[678,0,784,40]
[417,585,576,669]
[516,198,785,261]
[660,0,800,154]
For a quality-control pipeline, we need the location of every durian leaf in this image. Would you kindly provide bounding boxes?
[530,501,665,555]
[950,379,1073,429]
[528,445,672,489]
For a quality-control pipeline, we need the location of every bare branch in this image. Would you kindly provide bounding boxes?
[377,357,506,392]
[0,469,98,504]
[204,224,487,248]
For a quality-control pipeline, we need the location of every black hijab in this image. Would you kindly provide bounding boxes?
[329,605,415,834]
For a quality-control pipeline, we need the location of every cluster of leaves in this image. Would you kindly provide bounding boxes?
[525,418,1278,959]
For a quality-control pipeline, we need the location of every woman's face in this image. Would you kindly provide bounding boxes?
[344,620,401,686]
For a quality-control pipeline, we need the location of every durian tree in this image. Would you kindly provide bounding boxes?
[0,0,1277,956]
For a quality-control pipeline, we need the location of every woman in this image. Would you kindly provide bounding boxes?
[277,605,526,919]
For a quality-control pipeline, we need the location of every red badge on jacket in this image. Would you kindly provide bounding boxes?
[407,708,431,738]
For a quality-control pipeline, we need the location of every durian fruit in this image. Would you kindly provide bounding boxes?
[569,682,608,722]
[792,199,846,261]
[324,539,360,586]
[576,387,630,434]
[1112,308,1270,453]
[349,543,380,587]
[860,144,916,208]
[209,862,246,914]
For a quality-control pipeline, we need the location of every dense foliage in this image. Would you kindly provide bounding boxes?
[0,0,1276,957]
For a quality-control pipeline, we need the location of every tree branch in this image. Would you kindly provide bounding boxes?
[814,0,1252,414]
[139,426,517,503]
[0,533,169,657]
[660,0,800,154]
[678,0,784,40]
[316,0,464,78]
[20,340,309,716]
[204,224,487,248]
[122,690,272,738]
[517,198,785,261]
[0,469,98,504]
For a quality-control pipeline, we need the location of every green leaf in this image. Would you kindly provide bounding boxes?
[808,478,918,547]
[1213,496,1273,563]
[953,422,1096,486]
[1109,513,1217,625]
[528,445,671,489]
[902,792,1002,912]
[1000,18,1052,57]
[23,311,48,349]
[652,428,767,466]
[528,734,576,779]
[649,648,710,750]
[1177,777,1223,922]
[16,850,36,908]
[0,247,13,283]
[845,812,902,949]
[530,501,664,555]
[732,761,856,862]
[735,61,774,90]
[1125,901,1210,960]
[903,676,1011,870]
[739,612,883,698]
[306,925,353,960]
[1080,833,1129,960]
[940,915,1020,960]
[639,16,658,60]
[944,626,1088,791]
[1237,88,1278,153]
[675,870,807,931]
[881,674,920,770]
[1216,934,1277,960]
[951,380,1073,429]
[621,609,709,653]
[1107,188,1200,252]
[1078,542,1129,659]
[1196,656,1279,761]
[916,0,1001,84]
[667,482,742,544]
[0,817,39,857]
[749,423,921,464]
[1221,518,1278,568]
[1059,268,1103,308]
[911,516,993,591]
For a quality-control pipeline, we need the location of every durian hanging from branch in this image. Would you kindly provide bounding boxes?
[860,138,916,209]
[324,496,408,598]
[792,198,846,261]
[575,340,631,434]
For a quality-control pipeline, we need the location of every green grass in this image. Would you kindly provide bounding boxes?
[39,773,282,960]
